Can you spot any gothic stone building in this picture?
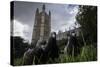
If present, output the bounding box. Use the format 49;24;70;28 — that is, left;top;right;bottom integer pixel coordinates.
31;5;51;46
56;27;81;40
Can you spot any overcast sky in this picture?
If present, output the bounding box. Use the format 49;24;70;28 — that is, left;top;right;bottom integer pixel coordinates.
12;1;79;43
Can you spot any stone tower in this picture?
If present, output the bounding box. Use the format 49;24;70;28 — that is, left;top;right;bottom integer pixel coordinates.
31;4;51;47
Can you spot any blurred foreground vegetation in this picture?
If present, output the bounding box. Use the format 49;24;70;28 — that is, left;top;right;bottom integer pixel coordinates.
14;44;97;66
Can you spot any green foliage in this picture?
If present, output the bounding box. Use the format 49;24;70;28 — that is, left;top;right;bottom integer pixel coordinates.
11;36;30;58
14;57;23;66
80;45;97;61
76;5;97;43
13;44;97;66
11;36;30;65
57;45;97;63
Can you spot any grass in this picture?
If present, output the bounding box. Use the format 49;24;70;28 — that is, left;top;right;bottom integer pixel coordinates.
80;45;97;61
14;44;97;66
14;57;23;66
59;45;97;63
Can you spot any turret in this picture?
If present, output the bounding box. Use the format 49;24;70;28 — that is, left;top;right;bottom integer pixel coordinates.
49;10;51;34
35;8;39;24
49;11;51;17
42;4;45;12
36;8;39;16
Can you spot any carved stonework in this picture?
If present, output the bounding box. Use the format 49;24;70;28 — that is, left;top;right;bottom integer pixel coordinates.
31;5;51;47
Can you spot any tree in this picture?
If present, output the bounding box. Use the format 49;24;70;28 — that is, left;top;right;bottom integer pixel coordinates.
11;36;30;58
76;5;97;44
